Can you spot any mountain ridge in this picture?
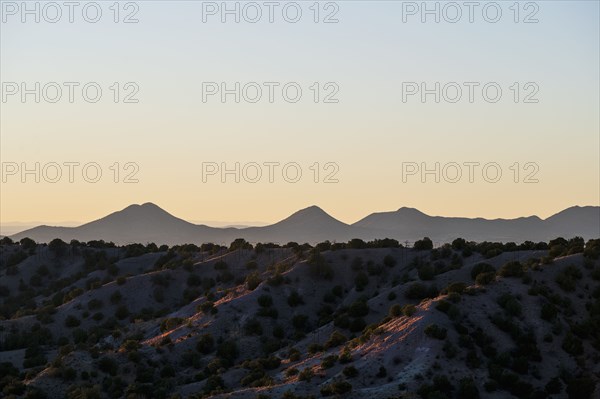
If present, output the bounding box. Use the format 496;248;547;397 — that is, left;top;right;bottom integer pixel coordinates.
8;203;600;245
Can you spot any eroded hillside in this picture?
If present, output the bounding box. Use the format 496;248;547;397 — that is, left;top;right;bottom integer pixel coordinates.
0;237;599;399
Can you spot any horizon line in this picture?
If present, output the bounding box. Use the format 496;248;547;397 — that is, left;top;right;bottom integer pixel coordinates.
2;202;599;234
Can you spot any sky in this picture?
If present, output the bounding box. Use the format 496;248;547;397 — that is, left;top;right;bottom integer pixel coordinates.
1;0;599;227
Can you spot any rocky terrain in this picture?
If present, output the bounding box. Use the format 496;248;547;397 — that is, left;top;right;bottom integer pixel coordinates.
0;236;599;398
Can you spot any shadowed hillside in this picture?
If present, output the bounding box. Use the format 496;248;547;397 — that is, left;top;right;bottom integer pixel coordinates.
1;236;599;398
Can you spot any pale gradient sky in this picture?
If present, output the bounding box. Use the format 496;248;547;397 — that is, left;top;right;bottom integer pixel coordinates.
1;1;599;226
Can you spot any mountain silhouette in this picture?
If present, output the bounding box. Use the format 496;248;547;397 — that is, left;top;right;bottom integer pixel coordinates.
9;203;599;245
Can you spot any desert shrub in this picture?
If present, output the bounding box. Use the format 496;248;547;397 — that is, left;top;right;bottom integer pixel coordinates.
214;261;228;270
198;301;215;314
153;287;165;303
324;331;347;349
116;276;127;285
545;377;562;394
476;272;496;285
466;350;481;369
257;307;278;319
72;328;88;344
584;239;600;259
355;272;369;291
334;315;350;329
402;304;417;317
349;318;366;332
29;274;42;287
435;300;451;313
566;376;596;399
98;356;119;376
321;380;352;396
457;377;480;399
307;343;323;354
424;324;447;340
343;366;358;377
308;250;334;279
257;294;273;308
64;288;84;302
321;355;337;369
110;290;122;304
497;293;522;317
23;345;47;368
246;271;262;291
445;282;467;294
338;347;352;363
106;263;119;276
443;340;457;359
323;292;335;303
196;333;214;354
216;340;239;365
414;237;433;251
471;263;495;279
160;317;184;332
244;318;264;336
287;291;304;307
115;305;130;320
267;273;284;286
350;257;364;271
160;364;176;378
498;261;524;278
383;255;397;268
365;262;383;277
541;303;558;322
406;282;438;300
183;288;201;303
151;273;170;287
187;274;201;287
246;260;258;270
66;385;101;399
203;375;225;394
273;325;285;339
348;300;369;317
389;304;402;317
562;333;584;356
405;282;427;299
87;299;103;311
556;265;582;292
418;264;435;280
298;368;314;382
65;315;80;328
292;314;309;330
332;285;344;297
217;270;234;283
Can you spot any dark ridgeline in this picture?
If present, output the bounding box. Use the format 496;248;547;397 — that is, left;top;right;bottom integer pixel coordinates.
9;203;600;245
